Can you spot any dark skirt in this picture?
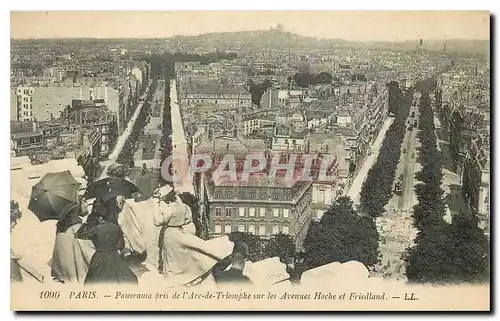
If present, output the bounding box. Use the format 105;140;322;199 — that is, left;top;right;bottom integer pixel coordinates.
84;250;138;285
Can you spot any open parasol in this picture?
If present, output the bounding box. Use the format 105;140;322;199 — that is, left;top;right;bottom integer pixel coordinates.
83;177;143;200
28;170;81;222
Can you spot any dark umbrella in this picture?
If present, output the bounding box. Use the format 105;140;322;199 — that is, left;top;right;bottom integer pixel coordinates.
83;177;142;200
28;170;81;222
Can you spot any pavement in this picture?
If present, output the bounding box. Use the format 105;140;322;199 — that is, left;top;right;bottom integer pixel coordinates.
100;81;152;179
169;80;195;195
347;117;394;207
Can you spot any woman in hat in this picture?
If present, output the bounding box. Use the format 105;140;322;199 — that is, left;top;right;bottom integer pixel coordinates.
84;195;138;285
51;196;94;284
153;184;221;286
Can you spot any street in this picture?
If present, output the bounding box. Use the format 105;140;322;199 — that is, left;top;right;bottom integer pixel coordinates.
373;91;421;281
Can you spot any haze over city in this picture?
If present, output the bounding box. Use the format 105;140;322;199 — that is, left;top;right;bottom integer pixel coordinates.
11;11;490;41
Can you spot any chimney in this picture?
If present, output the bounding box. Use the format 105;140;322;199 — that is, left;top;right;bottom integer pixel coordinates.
32;121;37;132
89;88;94;100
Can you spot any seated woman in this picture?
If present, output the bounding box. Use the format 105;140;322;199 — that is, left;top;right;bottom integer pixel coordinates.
84;196;138;285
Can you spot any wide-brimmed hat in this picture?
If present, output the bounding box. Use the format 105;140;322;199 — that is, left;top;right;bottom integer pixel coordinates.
154;184;175;199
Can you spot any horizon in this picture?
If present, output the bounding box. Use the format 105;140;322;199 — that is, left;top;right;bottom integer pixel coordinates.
11;11;490;42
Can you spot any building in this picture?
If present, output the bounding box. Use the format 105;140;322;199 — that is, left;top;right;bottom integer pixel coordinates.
306;133;350;219
449;106;485;175
11;131;43;157
240;112;276;136
13;86;35;122
16;84;118;121
61;99;118;158
204;159;313;250
462;132;490;232
180;84;253;113
272;124;307;152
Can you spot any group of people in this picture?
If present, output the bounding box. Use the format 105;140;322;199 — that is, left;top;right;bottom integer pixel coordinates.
11;163;254;287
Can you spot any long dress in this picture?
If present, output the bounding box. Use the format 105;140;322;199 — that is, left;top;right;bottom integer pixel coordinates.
51;204;94;284
155;197;230;286
84;222;138;285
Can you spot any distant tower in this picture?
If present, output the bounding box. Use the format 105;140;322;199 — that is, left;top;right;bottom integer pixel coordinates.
443;43;447;52
420;39;423;46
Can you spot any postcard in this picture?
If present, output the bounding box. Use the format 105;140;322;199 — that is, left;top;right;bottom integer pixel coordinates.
10;10;490;311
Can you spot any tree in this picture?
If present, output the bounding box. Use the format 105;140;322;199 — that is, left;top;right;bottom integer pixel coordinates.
263;233;295;263
228;232;264;262
316;72;333;84
405;87;490;284
303;196;379;270
246;79;273;107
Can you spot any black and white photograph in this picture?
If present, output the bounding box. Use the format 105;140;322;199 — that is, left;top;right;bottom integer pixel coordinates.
9;10;490;311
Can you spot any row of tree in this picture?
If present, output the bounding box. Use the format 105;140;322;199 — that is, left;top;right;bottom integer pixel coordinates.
302;197;380;272
246;78;273;107
290;72;333;88
116;75;158;165
359;82;413;217
404;87;489;284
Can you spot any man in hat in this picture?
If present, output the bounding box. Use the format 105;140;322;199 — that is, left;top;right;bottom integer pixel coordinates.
211;241;252;286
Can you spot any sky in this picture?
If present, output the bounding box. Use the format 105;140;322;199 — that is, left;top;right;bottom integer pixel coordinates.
10;11;490;42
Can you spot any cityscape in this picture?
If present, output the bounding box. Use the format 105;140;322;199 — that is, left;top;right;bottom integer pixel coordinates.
10;11;490;299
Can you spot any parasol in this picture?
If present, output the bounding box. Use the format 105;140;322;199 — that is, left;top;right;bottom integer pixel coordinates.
83;177;142;200
28;170;81;222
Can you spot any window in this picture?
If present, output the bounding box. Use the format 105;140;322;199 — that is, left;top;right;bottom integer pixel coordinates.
215;208;222;217
238;224;245;232
273;193;279;200
249;208;255;217
225;208;232;217
259;208;266;217
248;224;255;235
283;209;289;218
239;208;245;217
259;225;266;236
272;225;279;235
282;226;289;234
318;189;326;204
273;208;279;218
214;223;222;234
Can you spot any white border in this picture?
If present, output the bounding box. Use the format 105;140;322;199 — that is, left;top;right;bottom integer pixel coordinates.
3;1;497;320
